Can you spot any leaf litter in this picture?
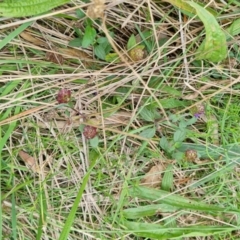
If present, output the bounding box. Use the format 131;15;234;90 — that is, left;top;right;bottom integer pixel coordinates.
18;150;41;174
140;164;164;188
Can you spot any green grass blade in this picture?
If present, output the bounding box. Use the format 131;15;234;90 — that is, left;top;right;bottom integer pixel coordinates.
226;18;240;39
130;186;239;213
0;80;21;98
0;21;33;50
177;143;240;187
2;180;33;201
0;79;30;239
11;186;17;240
36;185;47;240
122;204;179;219
178;142;240;159
0;129;2;240
123;220;235;239
59;150;99;240
161;164;173;191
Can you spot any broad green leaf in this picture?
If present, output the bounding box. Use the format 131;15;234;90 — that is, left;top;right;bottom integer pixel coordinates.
127;34;137;50
123;220;233;239
89;136;99;148
129;186;239;213
159;137;170;152
174;129;186;142
185;117;197;125
0;0;69;17
68;38;82;47
97;37;108;44
140;107;160;122
162;0;218;17
94;45;106;60
188;2;227;62
179;120;188;129
139;127;156;139
226;18;240;39
76;8;85;19
82;25;96;48
161;164;173;191
172;150;184;161
163;0;195;15
122;203;179;219
160;85;182;97
105;53;121;63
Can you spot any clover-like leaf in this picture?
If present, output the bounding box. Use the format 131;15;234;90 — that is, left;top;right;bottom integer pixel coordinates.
82;25;97;48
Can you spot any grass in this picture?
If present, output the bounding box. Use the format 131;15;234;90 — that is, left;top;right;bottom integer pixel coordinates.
1;0;240;239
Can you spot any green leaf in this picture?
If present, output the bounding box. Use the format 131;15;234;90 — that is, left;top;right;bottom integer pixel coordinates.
122;204;179;219
159;137;170;152
0;0;69;17
161;164;173;191
123;220;233;239
76;8;85;19
94;44;106;60
163;0;195;15
226;18;240;39
172;150;184;161
160;85;182;97
73;27;82;37
0;21;33;51
96;37;108;44
68;38;82;47
174;129;186;142
96;38;111;51
105;53;121;63
127;34;137;50
179;119;187;129
139;127;156;139
129;186;239;213
82;25;96;48
179;120;188;129
89;136;99;148
135;26;153;52
140;107;160;122
163;0;217;17
185;117;197;125
188;2;227;62
36;184;47;240
59;150;99;240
